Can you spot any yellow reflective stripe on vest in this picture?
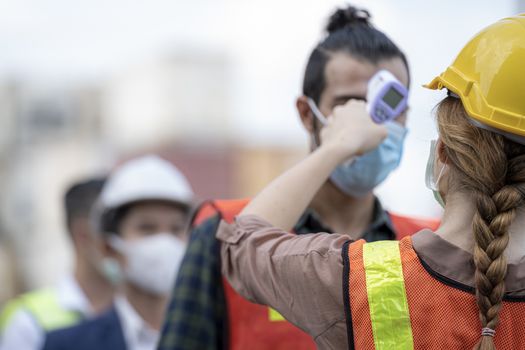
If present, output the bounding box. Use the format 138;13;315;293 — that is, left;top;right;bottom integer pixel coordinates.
23;289;82;331
363;241;414;350
0;299;23;332
268;307;285;321
0;288;81;332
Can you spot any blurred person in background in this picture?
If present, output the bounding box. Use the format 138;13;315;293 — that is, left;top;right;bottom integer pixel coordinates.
0;177;114;350
42;155;194;350
158;5;439;350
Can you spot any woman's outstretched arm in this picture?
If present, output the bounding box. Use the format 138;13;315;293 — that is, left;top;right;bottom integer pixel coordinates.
239;100;387;230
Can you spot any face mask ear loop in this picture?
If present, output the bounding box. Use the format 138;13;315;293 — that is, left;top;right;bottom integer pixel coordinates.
432;139;448;190
306;98;328;126
306;98;328;148
435;162;447;189
435;137;449;201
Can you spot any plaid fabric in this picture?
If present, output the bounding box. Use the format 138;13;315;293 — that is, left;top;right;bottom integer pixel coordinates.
158;214;227;350
157;198;395;350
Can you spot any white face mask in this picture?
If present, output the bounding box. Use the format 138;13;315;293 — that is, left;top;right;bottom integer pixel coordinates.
109;233;187;295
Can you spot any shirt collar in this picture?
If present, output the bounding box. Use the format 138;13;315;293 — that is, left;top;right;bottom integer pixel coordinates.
114;295;160;349
56;275;92;316
412;230;525;296
293;197;396;241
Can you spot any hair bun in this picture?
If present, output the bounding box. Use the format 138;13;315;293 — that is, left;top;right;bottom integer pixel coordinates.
326;6;372;34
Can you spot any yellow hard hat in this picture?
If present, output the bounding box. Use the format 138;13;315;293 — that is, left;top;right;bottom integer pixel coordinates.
425;14;525;137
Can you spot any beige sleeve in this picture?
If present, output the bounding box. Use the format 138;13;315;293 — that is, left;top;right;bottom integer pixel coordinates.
217;214;349;339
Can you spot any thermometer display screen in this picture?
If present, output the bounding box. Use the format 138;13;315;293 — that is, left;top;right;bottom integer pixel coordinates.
382;87;404;109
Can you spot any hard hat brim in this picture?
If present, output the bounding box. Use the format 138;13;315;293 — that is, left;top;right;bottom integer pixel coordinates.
422;76;443;90
424;70;525;140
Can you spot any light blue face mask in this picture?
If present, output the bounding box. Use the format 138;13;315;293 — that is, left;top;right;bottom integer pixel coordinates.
307;98;408;197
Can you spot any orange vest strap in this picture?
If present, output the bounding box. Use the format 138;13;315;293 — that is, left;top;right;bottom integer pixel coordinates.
346;237;415;349
193;199;251;226
345;239;370;350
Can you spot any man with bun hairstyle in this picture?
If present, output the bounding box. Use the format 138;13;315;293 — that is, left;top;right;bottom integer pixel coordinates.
159;5;438;350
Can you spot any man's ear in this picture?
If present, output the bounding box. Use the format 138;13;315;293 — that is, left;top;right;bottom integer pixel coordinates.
70;217;91;250
101;237;116;257
296;96;315;133
102;235;128;266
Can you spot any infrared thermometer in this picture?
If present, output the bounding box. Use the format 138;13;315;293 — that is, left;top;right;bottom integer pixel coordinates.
366;70;408;124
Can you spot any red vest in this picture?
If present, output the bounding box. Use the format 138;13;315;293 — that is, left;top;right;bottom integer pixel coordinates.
194;199;440;350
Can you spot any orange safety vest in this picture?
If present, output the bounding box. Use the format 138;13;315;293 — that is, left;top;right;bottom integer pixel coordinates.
345;237;525;350
194;199;440;350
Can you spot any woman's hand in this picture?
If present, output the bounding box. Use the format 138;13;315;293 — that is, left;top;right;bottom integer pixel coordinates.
319;100;388;163
239;100;388;230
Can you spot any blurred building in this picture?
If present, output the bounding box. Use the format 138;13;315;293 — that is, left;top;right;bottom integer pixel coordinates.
101;48;304;200
0;79;111;299
102;49;234;152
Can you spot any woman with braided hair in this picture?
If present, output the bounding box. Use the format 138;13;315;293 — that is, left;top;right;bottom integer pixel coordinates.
216;14;525;350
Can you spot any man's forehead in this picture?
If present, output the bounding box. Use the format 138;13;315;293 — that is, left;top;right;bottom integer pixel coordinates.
377;59;409;87
322;53;409;101
324;54;376;89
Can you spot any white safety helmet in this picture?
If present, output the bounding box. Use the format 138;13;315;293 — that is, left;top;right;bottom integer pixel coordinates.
94;155;194;234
